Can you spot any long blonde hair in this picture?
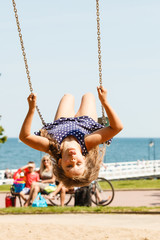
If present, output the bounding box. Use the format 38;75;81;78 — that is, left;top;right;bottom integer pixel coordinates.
52;146;105;188
40;129;105;188
40;154;53;176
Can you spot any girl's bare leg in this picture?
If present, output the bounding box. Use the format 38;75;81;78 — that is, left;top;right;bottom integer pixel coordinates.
24;187;34;206
31;185;40;203
24;183;38;207
54;94;75;121
60;186;67;207
75;93;98;121
19;191;27;202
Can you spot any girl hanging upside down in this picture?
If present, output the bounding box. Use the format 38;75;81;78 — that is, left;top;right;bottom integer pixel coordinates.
19;86;123;188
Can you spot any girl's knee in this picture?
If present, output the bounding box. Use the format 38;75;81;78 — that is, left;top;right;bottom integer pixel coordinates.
62;93;74;101
82;92;95;101
33;184;40;192
31;182;37;189
31;182;37;187
19;191;23;197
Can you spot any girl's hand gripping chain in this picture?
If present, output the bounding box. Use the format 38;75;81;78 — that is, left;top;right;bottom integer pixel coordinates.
27;93;37;110
97;86;107;105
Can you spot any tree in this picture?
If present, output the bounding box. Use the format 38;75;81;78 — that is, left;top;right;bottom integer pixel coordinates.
0;115;7;143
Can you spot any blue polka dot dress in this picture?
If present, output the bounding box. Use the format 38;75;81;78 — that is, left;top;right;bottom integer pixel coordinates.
35;116;111;156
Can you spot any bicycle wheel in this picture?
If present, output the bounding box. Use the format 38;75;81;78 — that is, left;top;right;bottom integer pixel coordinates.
48;193;73;206
91;177;114;206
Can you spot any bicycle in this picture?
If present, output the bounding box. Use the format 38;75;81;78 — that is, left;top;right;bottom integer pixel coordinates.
90;177;114;206
48;177;114;206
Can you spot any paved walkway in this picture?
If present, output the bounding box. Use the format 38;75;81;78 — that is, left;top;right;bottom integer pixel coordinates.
110;189;160;207
1;189;160;208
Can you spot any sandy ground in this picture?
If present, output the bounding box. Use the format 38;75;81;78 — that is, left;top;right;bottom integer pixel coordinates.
1;191;160;240
0;214;160;240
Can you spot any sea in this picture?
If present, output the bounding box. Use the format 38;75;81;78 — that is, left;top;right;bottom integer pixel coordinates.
0;138;160;170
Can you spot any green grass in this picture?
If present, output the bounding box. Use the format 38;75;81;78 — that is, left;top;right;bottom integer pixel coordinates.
0;206;160;215
0;184;10;192
100;179;160;190
0;179;159;192
0;180;160;215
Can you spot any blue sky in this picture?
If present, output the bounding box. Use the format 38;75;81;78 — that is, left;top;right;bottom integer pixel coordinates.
0;0;160;138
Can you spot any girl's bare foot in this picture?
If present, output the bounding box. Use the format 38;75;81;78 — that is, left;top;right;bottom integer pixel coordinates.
24;200;29;207
45;193;55;200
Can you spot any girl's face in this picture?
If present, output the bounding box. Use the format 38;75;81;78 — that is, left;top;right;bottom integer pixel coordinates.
43;158;50;166
59;148;86;177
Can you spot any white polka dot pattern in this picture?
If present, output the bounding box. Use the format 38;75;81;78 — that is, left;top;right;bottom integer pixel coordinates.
35;116;104;156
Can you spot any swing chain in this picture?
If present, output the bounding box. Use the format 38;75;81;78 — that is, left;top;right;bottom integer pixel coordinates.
96;0;106;126
11;0;105;128
12;0;46;126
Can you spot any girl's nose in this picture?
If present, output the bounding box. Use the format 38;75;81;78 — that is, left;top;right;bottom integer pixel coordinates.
70;158;76;163
69;149;76;155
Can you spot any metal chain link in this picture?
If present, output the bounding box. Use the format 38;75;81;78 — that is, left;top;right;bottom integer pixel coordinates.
11;0;105;128
12;0;46;126
96;0;107;153
96;0;106;126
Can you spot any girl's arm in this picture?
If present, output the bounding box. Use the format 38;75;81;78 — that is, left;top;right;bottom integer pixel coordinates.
85;86;123;150
19;93;50;153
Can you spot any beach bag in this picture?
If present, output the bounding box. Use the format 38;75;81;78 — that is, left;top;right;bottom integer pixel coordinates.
74;186;91;207
5;194;16;207
32;193;48;207
44;184;57;194
13;179;25;193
